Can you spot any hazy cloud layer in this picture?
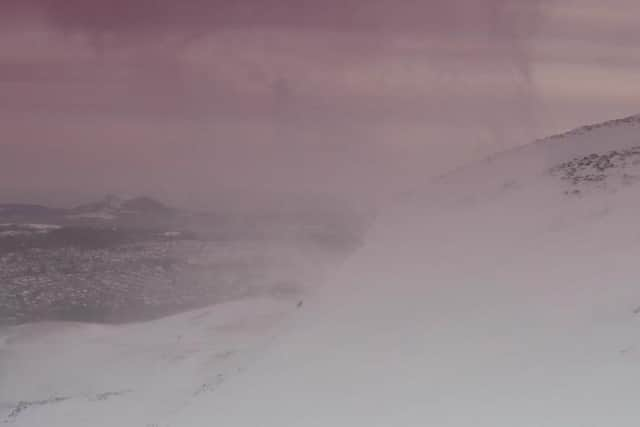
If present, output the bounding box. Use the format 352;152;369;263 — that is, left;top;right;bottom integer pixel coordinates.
1;1;546;93
3;1;544;36
1;1;639;208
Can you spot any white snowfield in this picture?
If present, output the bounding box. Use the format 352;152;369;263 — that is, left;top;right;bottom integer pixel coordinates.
0;298;300;426
4;114;640;426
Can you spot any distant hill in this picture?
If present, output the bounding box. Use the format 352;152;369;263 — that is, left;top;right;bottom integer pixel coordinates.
121;196;172;214
0;196;176;226
0;204;64;221
71;195;173;218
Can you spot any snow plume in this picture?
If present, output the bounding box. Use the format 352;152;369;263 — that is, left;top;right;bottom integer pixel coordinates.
488;0;548;137
487;0;546;82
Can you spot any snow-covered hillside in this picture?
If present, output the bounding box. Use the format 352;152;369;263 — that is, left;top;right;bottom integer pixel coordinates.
3;114;640;426
0;298;302;426
174;114;640;426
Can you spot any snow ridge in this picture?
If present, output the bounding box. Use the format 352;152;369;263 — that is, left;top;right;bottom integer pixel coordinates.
541;114;640;144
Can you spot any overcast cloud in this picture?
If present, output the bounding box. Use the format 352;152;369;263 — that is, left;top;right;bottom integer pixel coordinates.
0;0;638;209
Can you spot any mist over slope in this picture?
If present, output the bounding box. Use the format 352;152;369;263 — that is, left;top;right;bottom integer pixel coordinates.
3;114;640;426
175;114;640;426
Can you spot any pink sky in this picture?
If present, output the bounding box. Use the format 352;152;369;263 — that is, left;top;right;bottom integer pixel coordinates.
0;0;638;209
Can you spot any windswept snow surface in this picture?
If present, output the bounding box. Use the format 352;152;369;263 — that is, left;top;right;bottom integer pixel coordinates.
175;116;640;426
0;298;300;426
4;115;640;426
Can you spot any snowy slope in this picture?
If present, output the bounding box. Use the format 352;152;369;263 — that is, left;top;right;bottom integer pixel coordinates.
0;298;301;426
173;115;640;426
4;114;640;426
